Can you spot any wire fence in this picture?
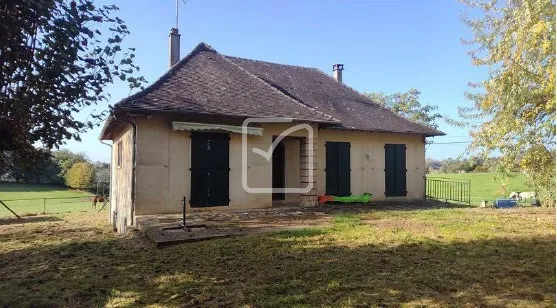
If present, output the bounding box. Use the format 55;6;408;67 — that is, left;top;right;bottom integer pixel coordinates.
0;195;109;218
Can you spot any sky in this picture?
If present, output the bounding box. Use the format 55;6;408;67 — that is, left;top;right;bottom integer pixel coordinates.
64;0;487;163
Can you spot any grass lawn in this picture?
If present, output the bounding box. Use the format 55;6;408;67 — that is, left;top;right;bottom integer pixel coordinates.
0;204;554;307
427;172;531;205
0;183;96;217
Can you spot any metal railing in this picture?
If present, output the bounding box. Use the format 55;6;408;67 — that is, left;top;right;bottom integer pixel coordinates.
426;178;471;205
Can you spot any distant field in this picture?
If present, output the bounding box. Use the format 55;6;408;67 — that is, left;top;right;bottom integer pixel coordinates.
427;172;531;205
0;183;102;217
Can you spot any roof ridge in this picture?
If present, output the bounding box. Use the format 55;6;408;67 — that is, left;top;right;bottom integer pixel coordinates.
310;67;443;134
114;42;215;108
221;54;341;123
224;55;319;71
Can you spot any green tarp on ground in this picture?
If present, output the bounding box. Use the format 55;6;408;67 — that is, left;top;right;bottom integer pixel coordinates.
333;193;373;203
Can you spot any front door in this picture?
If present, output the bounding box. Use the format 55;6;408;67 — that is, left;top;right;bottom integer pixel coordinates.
272;141;285;200
190;132;230;207
384;144;407;197
325;142;351;196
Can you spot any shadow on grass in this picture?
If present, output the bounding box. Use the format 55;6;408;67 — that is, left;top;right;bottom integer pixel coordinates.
0;215;63;226
275;227;327;238
0;230;554;307
315;199;473;215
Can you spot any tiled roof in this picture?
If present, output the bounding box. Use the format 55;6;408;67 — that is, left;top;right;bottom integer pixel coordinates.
113;43;337;124
226;56;444;136
109;42;444;137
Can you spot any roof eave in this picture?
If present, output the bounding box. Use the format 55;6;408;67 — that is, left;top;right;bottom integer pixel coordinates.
113;107;339;125
321;125;445;137
98;116;114;140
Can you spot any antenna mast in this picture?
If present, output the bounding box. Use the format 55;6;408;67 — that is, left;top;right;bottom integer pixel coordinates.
175;0;179;29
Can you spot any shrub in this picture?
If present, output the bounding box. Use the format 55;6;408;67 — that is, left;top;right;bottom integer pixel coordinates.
65;162;95;189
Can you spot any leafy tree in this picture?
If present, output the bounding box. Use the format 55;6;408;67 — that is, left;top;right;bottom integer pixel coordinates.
52;149;88;179
439;158;461;173
467;156;484;172
65;162;95;189
27;152;62;184
1;149;61;184
92;161;110;183
426;158;442;172
0;0;145;163
1;148;91;185
366;89;442;129
460;0;555;206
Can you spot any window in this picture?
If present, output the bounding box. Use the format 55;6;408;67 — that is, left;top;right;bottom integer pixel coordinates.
117;141;122;168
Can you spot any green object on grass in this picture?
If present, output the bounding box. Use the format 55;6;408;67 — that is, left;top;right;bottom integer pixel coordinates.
333;193;373;203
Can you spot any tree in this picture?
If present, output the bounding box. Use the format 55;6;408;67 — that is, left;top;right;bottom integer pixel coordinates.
52;149;88;179
366;89;442;129
1;148;92;185
1;149;61;184
426;158;442;172
26;151;62;184
0;0;145;163
92;161;110;183
65;162;95;189
467;156;485;172
460;0;555;206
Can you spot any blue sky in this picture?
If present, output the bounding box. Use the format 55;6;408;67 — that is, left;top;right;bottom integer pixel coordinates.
65;0;486;162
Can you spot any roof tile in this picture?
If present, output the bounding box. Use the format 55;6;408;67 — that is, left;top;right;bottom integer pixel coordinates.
111;42;444;136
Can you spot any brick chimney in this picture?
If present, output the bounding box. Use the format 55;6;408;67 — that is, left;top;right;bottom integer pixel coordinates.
169;28;180;67
332;64;344;82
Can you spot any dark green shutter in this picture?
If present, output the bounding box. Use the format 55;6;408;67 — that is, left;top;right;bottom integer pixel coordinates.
325;142;338;195
384;144;396;196
190;133;211;206
190;132;229;207
394;145;407;196
337;142;351;196
209;134;230;205
326;142;351;197
384;144;406;197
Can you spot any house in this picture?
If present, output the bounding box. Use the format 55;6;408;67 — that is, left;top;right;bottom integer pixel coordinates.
100;29;444;233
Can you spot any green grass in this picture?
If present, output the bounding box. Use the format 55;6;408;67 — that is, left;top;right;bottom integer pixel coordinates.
0;205;554;307
427;172;531;205
0;183;98;217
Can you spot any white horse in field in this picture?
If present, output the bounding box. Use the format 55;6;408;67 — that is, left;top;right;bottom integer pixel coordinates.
509;192;520;200
519;192;536;201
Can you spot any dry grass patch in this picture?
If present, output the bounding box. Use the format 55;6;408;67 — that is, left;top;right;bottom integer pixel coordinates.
0;206;554;307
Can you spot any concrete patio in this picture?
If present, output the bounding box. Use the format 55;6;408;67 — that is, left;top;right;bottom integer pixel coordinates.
135;206;331;245
134;199;460;245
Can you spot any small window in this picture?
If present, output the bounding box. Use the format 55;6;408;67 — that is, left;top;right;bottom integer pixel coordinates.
117;141;122;168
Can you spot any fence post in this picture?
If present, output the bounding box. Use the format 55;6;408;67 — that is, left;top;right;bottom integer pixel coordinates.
468;180;471;206
43;197;46;214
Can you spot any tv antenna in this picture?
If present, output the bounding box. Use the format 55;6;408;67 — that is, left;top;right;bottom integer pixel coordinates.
176;0;188;29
